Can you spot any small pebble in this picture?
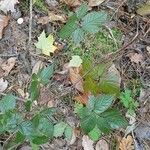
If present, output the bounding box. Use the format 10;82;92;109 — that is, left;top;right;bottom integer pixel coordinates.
17;18;24;24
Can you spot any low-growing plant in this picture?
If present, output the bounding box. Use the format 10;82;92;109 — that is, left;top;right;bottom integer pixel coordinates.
120;89;139;115
75;95;128;141
59;4;108;44
0;65;73;149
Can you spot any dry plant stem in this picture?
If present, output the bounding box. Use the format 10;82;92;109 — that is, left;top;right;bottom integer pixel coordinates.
29;0;33;44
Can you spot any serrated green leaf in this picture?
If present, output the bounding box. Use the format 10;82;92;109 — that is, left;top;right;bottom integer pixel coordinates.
94;95;114;114
84;76;100;95
76;107;90;119
0;94;16;113
29;79;40;101
39;64;54;85
64;125;73;140
35;31;57;56
80;113;96;134
53;122;67;138
59;14;78;39
32;136;49;145
4;111;23;132
69;55;83;67
38;118;54;138
87;96;95;111
19;121;35;138
76;3;89;19
99;80;120;95
101;109;128;129
72;28;84;44
88;126;101;141
96;116;111;134
15;131;25;143
40;107;56;117
81;11;107;33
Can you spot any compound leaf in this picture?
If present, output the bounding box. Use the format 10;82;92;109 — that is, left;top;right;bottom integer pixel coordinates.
81;11;107;33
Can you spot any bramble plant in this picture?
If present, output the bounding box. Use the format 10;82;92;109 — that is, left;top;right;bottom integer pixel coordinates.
120;89;139;115
0;65;73;149
59;4;108;44
75;95;128;141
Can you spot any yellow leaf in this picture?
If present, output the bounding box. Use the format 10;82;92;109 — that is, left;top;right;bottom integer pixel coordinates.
35;31;57;56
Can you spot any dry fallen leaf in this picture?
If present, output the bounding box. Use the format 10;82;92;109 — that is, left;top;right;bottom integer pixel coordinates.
82;135;94;150
0;0;19;13
95;139;109;150
1;57;16;76
88;0;105;7
108;63;121;86
74;92;90;104
0;78;8;93
37;12;66;25
128;53;143;64
62;0;82;7
69;67;84;93
119;135;134;150
32;60;44;74
0;14;9;39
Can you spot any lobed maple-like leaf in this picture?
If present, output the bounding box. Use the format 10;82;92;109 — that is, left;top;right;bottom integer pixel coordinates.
35;31;57;56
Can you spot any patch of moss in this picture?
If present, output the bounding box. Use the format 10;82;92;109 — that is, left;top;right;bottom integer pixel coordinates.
66;28;123;62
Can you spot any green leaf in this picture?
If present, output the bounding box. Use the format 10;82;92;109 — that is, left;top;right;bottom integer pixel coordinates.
39;64;54;85
53;122;67;138
40;107;56;117
25;100;32;111
59;14;78;39
30;142;40;150
80;113;96;134
29;78;40;101
35;31;57;56
19;121;35;138
99;80;120;95
88;126;101;141
15;131;25;143
94;95;114;114
96;116;111;134
4;111;23;132
102;109;128;129
69;55;83;67
72;28;84;44
76;107;91;119
38;118;54;138
0;94;16;113
87;96;96;111
84;76;100;95
64;125;73;140
81;11;107;33
76;3;89;19
32;136;49;145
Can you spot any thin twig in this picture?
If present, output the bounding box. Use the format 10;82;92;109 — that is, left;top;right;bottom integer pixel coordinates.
28;0;33;44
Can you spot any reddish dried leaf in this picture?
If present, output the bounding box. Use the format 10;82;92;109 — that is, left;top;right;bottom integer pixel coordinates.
128;53;143;64
69;67;84;93
74;92;90;104
0;14;9;39
63;0;82;7
37;12;66;25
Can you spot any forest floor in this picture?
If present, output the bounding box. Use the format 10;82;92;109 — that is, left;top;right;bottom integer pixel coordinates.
0;0;150;150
